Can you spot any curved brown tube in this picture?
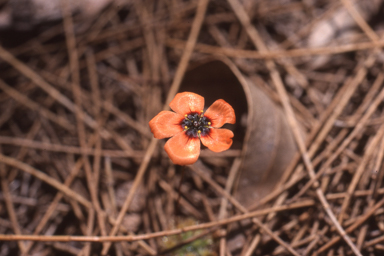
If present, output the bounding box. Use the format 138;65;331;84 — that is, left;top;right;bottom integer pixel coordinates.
180;57;299;208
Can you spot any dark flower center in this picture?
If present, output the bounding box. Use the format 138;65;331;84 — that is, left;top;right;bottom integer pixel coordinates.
181;111;211;138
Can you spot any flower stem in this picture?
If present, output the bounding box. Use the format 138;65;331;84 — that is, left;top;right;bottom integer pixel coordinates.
175;165;185;217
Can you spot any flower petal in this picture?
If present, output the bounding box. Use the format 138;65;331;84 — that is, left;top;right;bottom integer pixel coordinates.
164;132;200;165
204;99;235;128
169;92;205;115
149;111;184;139
200;128;234;152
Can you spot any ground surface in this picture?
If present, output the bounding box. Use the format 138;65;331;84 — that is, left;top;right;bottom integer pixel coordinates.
1;0;384;255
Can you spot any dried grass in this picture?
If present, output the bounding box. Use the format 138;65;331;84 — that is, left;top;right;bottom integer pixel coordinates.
1;0;384;255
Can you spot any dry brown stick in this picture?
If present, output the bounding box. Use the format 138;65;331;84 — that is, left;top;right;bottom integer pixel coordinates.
373;133;384;198
0;46;79;121
284;0;380;205
190;163;301;256
190;174;216;222
104;160;156;255
54;242;81;255
103;159;137;255
0;80;74;132
158;178;203;220
364;232;384;248
292;85;384;201
0;41;130;144
0;153;91;208
0;195;36;206
0;136;143;158
102;100;151;138
356;194;374;251
275;52;362;254
293;52;376;162
227;14;375;214
6;119;42;181
326;187;384;200
303;226;329;255
336;71;384;121
166;37;384;59
259;27;311;91
93;37;145;62
47;64;150;138
83;209;95;256
338;122;384;222
337;0;383;222
100;0;210;254
8;23;64;56
77;5;118;46
85;182;97;255
256;85;316;130
0;198;315;243
244;234;261;256
77;1;197;46
22;158;85;254
134;1;160;82
219;231;228;256
357;73;384;116
273;225;310;255
226;0;361;255
339;0;380;42
249;170;306;212
296;67;377;160
0;161;27;253
86;50;102;201
278;2;341;49
18;97;95;252
317;196;384;253
208;24;253;75
61;0;108;241
310;130;350;170
0;100;15;127
103;157;117;219
269;67;368;197
217;158;242;256
0;136;238;158
98;66;143;94
32;48;149;139
163;0;209;106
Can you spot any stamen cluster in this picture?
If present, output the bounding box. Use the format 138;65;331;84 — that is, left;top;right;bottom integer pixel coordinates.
149;92;235;165
181;111;211;138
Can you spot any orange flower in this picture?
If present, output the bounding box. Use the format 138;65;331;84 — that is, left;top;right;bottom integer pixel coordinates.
149;92;236;165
